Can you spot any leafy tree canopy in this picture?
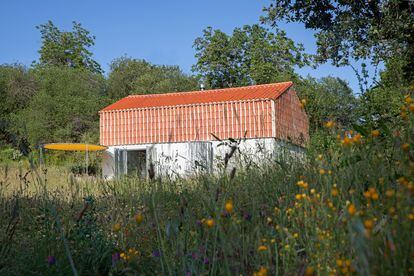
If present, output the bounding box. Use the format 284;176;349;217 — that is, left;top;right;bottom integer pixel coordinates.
0;64;37;147
262;0;414;82
12;66;106;146
36;21;103;74
192;24;310;88
297;76;358;133
107;57;199;100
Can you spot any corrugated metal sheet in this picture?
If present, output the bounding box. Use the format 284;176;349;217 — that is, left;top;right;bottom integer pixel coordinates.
100;99;274;146
101;82;293;111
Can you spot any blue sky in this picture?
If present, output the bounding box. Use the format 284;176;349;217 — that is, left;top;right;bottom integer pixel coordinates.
0;0;379;93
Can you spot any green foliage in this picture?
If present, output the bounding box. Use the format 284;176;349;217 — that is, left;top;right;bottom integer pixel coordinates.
262;0;414;83
193;24;310;88
11;66;106;146
0;64;37;147
297;76;358;133
107;57;199;100
36;21;103;74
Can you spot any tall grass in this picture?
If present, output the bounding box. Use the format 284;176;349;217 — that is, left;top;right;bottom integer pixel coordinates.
1;97;414;275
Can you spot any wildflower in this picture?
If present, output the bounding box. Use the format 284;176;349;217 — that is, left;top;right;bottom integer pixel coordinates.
341;136;352;146
336;259;343;267
113;223;121;232
331;188;338;197
258;245;268;252
152;249;161;258
305;266;315;276
47;255;56;266
348;204;357;216
225;200;234;213
295;194;302;200
270;238;276;244
364;219;374;230
353;133;362;143
371;130;380;137
317;154;323;160
385;190;395;197
297;180;308;189
402;143;410;152
325;121;335;128
310;188;316;194
319;169;326;175
205;218;215;228
134;213;143;224
409;104;414;113
254;266;268;276
404;95;413;104
408;213;414;221
293;233;299;238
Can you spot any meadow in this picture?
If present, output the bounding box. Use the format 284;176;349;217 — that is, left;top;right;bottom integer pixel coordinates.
1;97;413;276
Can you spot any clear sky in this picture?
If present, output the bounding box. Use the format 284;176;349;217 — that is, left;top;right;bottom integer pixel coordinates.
0;0;379;93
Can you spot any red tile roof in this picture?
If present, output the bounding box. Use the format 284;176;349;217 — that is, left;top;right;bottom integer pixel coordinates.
101;82;293;111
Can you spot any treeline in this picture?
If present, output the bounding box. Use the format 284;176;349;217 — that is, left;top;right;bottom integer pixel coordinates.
1;0;413;153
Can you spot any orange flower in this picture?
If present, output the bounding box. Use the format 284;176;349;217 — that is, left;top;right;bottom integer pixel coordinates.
225;200;234;213
206;219;215;228
258;245;268;252
364;219;374;230
371;130;380;137
348;204;357;216
134;213;143;224
402;143;410;152
254;266;268;276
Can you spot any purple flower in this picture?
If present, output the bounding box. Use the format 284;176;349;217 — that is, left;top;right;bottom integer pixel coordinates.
243;211;252;221
47;255;56;266
112;252;120;262
152;249;161;258
191;252;198;260
203;257;209;265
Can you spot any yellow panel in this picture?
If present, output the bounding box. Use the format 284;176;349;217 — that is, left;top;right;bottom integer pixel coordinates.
43;143;107;151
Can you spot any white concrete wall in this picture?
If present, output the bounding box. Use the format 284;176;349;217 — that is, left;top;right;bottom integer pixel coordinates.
102;138;304;179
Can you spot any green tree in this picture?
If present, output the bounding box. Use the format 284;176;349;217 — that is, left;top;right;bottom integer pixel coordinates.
262;0;414;83
12;66;106;145
192;24;310;88
107;57;198;100
36;21;102;74
0;64;37;147
297;76;358;133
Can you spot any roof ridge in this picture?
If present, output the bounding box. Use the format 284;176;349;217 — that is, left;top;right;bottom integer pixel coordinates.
126;81;293;98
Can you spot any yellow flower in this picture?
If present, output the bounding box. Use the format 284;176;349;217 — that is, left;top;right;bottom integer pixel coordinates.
305;266;315;276
341;136;352;146
310;188;316;194
402;143;410;152
336;259;343;267
408;213;414;221
134;213;143;224
319;169;326;175
348;204;357;216
325;121;335;128
404;95;412;104
352;133;362;143
206;218;215;228
254;266;268;276
371;130;380;137
409;104;414;113
113;223;121;232
295;194;302;200
293;233;299;238
225;200;234;213
258;245;268;252
364;219;374;230
331;188;338;197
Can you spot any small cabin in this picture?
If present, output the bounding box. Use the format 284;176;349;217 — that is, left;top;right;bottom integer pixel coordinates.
99;82;309;179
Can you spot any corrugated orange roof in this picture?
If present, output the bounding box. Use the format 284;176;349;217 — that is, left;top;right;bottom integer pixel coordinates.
101;81;293;111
